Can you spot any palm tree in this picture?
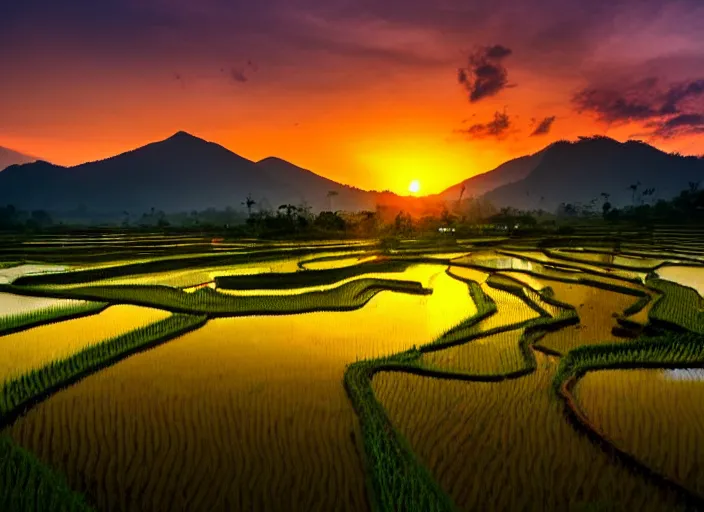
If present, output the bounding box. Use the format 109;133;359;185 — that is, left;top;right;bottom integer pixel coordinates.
242;193;256;217
327;190;339;212
629;182;641;206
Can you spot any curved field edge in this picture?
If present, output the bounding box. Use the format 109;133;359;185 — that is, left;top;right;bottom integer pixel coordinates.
553;333;704;509
0;301;109;337
0;278;431;316
343;275;579;511
9;245;379;286
0;313;208;511
215;259;413;289
0;313;207;426
646;278;704;334
0;435;93;512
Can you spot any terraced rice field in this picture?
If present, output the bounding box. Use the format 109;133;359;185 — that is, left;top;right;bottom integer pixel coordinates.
0;305;171;383
576;368;704;499
656;265;704;297
2;231;704;512
373;353;683;512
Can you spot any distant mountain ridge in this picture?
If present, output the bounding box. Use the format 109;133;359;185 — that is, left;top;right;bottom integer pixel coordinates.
0;147;40;172
481;136;704;210
0;131;377;214
435;148;549;201
2;132;702;218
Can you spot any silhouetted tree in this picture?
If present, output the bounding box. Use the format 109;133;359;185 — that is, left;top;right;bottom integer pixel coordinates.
629;182;641;205
242;193;256;217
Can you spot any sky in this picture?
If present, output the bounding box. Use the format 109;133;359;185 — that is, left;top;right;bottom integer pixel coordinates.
2;0;704;194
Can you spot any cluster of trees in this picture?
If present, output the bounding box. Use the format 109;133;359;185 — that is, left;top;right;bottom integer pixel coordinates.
0;205;53;230
554;181;703;225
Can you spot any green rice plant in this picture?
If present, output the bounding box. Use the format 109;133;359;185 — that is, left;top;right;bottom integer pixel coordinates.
0;313;207;422
0;435;93;512
10;244;378;286
0;301;109;337
343;274;580;511
215;259;413;289
554;332;704;395
3;278;430;316
647;278;704;333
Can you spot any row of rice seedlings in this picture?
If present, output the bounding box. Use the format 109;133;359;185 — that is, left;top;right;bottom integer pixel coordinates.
576;368;704;498
341;278;497;511
0;435;93;512
0;305;172;386
656;265;704;297
215;259;413;290
531;281;639;354
647;278;704;334
545;248;667;270
502;249;649;283
82;263;277;289
5;271;475;512
10;244;379;287
4;278;431;316
0;313;207;422
372;350;684;512
0;264;68;285
298;253;379;270
419;328;527;375
0;298;108;337
341;273;580;510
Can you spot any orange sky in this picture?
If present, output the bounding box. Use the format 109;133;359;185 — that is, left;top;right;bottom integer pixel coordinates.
2;0;704;195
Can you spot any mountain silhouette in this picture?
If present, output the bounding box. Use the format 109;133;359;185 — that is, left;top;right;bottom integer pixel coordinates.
0;131;377;214
436;148;548;201
0;147;40;172
482;136;704;211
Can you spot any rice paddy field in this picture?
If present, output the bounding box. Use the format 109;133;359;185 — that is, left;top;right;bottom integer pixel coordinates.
2;227;704;511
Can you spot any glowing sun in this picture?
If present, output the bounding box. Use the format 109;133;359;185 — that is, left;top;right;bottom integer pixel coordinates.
408;179;421;194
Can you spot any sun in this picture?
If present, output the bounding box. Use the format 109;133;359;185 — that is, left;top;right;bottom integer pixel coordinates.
408;179;421;194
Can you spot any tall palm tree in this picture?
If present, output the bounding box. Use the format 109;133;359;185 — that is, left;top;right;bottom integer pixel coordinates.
242;193;256;217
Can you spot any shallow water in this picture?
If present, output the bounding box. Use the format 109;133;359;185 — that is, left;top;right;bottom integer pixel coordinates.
5;269;475;512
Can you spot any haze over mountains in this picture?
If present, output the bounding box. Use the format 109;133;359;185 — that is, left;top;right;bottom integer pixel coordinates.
0;147;39;172
0;132;702;217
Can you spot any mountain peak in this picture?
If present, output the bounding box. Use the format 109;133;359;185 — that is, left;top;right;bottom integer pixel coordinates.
165;130;204;143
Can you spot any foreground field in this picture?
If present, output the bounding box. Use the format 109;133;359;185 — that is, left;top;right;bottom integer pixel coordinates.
1;229;704;511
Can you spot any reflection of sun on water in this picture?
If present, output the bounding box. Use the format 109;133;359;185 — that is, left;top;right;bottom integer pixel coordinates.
409;179;421;194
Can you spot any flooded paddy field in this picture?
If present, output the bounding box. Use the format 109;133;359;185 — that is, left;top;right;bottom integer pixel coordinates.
2;232;704;511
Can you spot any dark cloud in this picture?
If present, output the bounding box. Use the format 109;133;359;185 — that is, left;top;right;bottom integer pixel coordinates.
649;113;704;139
455;110;512;139
458;45;513;103
530;116;556;136
573;77;704;123
575;76;704;140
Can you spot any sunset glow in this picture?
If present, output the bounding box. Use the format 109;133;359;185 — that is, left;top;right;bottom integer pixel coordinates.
1;1;703;195
408;180;421;194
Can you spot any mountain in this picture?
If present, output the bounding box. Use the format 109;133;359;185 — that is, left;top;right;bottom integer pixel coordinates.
482;136;704;211
436;149;547;202
0;131;377;214
0;147;39;172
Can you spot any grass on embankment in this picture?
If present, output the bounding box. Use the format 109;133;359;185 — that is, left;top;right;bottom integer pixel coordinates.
0;435;93;512
215;259;413;289
343;274;578;512
553;332;704;508
0;313;207;425
647;278;704;334
0;301;109;337
10;245;378;286
1;278;430;317
0;312;206;512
